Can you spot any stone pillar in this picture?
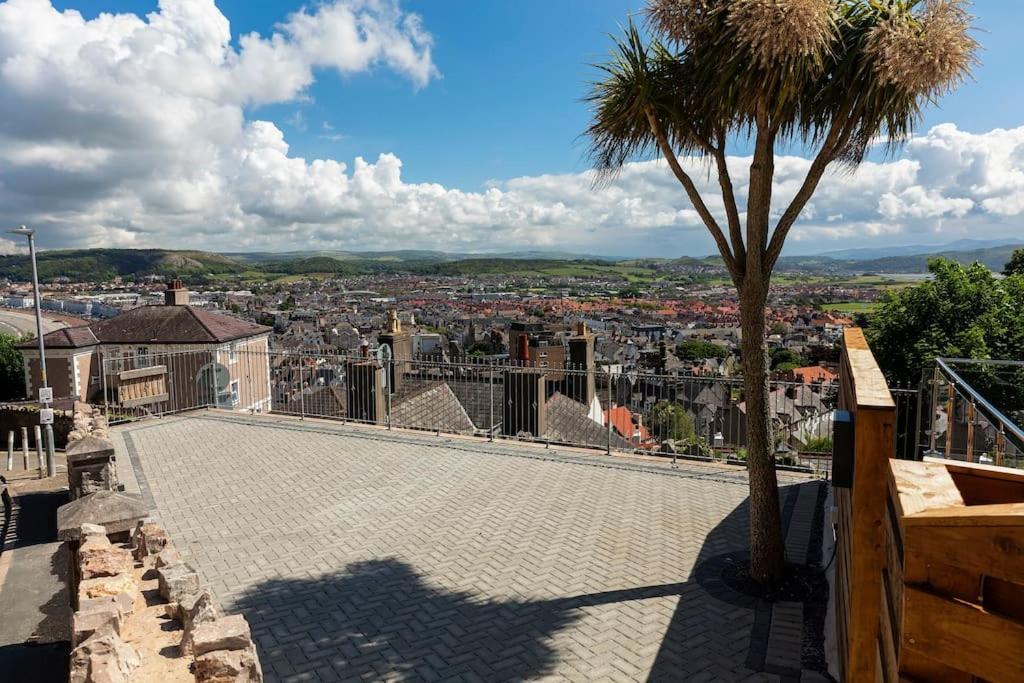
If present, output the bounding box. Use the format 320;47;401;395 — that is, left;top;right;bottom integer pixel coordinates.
66;435;118;500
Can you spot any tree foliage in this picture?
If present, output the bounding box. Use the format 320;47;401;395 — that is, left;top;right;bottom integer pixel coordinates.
0;333;26;401
676;339;728;360
868;259;1024;385
586;0;977;285
1004;247;1024;277
770;348;806;370
648;400;698;442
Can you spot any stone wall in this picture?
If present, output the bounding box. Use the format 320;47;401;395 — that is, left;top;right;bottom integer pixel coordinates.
60;406;263;682
65;402;116;500
0;401;75;448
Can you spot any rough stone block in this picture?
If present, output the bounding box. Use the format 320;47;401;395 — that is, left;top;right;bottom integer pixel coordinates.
73;603;121;647
157;562;199;603
79;574;138;606
57;491;147;540
192;615;252;656
79;534;111;553
80;593;135;619
194;644;263;683
66;434;115;462
154;543;182;569
80;544;134;580
132;521;169;560
80;523;108;539
69;630;141;683
178;591;219;655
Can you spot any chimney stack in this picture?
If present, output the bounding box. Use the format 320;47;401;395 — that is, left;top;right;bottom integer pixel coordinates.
567;322;595;405
378;309;412;394
164;278;189;306
346;359;385;424
503;368;546;438
517;334;530;365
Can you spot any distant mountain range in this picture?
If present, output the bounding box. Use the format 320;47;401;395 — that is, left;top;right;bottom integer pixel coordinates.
778;241;1022;274
816;237;1024;261
224;249;613;264
0;239;1019;282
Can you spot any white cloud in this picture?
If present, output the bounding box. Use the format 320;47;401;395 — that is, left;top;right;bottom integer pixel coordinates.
0;1;1022;257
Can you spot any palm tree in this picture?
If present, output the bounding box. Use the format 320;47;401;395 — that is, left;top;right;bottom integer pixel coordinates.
585;0;976;584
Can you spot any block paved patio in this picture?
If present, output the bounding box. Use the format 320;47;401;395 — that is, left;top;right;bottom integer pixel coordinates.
113;412;830;682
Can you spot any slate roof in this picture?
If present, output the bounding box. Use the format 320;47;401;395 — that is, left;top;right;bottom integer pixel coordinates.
18;326;99;349
447;377;502;431
290;385;347;418
392;381;476;434
89;305;271;344
20;305;271;348
546;393;630;450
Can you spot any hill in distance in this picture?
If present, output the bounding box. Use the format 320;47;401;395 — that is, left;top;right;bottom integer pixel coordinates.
0;241;1019;282
820;237;1024;261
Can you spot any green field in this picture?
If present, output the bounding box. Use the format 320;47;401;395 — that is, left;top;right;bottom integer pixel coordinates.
824;301;882;314
497;263;666;282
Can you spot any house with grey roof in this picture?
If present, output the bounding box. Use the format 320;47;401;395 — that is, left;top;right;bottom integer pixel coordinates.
18;280;272;411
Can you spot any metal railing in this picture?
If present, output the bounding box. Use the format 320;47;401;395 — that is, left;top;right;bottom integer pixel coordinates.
98;347;854;474
922;358;1024;468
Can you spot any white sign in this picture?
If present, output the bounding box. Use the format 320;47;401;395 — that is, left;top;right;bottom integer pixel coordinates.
38;387;53;403
39;408;54;425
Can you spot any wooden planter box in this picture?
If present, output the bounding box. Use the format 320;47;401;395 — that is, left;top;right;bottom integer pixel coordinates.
886;458;1024;682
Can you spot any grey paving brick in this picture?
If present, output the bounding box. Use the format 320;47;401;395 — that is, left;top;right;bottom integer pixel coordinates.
119;413;818;682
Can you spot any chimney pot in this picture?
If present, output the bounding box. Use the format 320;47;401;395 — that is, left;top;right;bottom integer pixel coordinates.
164;278;189;306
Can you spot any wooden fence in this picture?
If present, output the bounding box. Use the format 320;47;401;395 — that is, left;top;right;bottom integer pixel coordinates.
835;327;1024;682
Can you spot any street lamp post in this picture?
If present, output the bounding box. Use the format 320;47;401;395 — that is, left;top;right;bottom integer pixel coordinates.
8;225;55;477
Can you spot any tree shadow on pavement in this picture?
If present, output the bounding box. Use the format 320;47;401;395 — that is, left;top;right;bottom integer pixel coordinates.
233;557;695;681
230;480;826;682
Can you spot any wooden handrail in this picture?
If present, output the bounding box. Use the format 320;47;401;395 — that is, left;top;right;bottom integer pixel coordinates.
842;328;895;410
836;327;897;682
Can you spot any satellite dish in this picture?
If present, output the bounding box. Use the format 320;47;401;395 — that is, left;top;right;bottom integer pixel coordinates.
196;362;231;393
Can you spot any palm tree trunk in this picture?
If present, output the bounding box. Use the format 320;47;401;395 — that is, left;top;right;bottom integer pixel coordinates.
739;282;786;584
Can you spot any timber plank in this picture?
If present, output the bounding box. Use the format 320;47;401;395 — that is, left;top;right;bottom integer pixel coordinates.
905;524;1024;587
888;460;964;519
903;586;1024;683
905;502;1024;527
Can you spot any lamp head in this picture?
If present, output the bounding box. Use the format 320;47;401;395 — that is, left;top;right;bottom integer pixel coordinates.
8;225;33;237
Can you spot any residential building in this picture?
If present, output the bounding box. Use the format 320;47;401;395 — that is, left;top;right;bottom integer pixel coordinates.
18;280;272;411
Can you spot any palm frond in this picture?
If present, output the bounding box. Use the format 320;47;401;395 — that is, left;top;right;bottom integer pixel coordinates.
584;1;978;176
583;21;669;183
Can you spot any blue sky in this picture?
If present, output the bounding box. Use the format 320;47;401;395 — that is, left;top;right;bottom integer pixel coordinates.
53;0;1024;190
5;0;1023;256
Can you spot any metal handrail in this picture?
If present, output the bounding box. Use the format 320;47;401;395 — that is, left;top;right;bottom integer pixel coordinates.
935;357;1024;446
95;346;884;476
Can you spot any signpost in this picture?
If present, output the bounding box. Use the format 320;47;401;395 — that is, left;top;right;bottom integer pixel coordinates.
9;226;56;477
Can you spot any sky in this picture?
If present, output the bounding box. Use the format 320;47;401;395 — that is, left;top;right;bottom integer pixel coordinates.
1;0;1023;258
